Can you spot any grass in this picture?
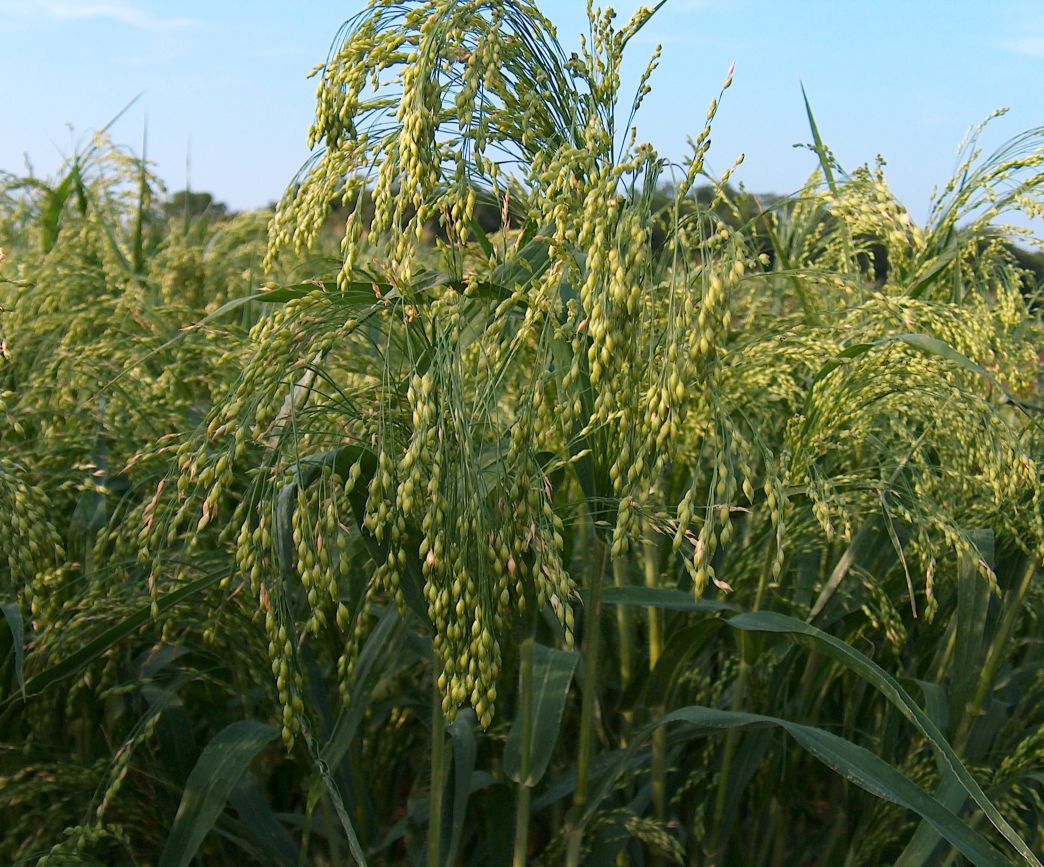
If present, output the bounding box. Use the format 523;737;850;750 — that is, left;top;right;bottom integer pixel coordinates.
1;1;1043;864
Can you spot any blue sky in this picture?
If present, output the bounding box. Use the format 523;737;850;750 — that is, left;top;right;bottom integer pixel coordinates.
2;0;1042;225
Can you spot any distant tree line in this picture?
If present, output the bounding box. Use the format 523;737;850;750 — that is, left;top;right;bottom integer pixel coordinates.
164;183;1043;298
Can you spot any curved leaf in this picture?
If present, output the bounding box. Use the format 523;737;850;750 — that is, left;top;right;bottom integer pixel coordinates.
504;642;578;786
17;570;225;700
590;707;1011;867
445;709;478;865
1;602;25;698
726;609;1039;866
600;585;736;613
159;719;279;867
228;775;300;867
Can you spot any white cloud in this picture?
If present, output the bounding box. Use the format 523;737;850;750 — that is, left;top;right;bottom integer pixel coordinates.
1003;35;1044;57
41;1;195;31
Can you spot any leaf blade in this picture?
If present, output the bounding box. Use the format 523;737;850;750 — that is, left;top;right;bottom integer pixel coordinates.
1;602;25;698
158;720;280;867
503;642;578;786
727;609;1039;866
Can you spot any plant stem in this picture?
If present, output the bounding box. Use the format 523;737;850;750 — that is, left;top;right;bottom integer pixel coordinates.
565;536;610;867
644;530;667;866
320;790;342;865
709;539;774;860
427;668;446;867
613;557;634;740
967;556;1037;735
613;558;633;691
513;637;535;867
894;556;1038;867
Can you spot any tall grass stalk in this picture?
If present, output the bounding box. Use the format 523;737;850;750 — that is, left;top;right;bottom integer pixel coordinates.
566;536;610;867
644;529;667;862
512;637;534;867
1;1;1042;863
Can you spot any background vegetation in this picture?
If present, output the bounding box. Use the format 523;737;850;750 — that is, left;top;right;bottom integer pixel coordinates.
1;1;1042;864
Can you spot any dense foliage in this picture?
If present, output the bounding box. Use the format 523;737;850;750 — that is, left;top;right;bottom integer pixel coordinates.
1;2;1042;864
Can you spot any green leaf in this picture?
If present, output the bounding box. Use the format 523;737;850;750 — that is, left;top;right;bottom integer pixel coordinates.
131;127;148;276
801;84;838;195
808;516;886;620
468;216;494;260
257;280;389;304
306;742;370;866
491;234;550;291
951;530;994;731
600;584;737;613
228;775;300;867
592;707;1012;867
16;570;225;700
893;333;997;384
273;478;300;589
897;534;1011;867
445;709;478;866
504;642;578;786
158;720;280;867
644;620;725;709
894;775;970;867
321;605;408;772
726;609;1039;866
908;241;959;299
40;168;76;253
1;602;25;698
907;679;950;733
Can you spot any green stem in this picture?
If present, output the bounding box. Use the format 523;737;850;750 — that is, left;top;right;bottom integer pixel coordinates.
427;669;447;867
614;557;634;740
614;558;633;692
320;790;342;865
709;638;750;859
298;788;314;867
565;536;610;867
966;556;1037;735
895;555;1037;867
643;531;666;830
709;539;774;860
513;637;535;867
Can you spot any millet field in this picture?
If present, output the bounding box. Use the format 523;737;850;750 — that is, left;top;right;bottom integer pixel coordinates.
1;1;1043;864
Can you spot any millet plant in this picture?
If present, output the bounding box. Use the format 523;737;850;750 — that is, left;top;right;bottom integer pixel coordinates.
2;1;1043;865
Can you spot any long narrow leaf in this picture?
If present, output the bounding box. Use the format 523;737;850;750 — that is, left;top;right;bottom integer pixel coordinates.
727;610;1039;865
1;602;25;698
951;530;994;730
600;584;736;613
228;776;301;867
588;707;1011;867
158;720;280;867
504;642;578;786
17;570;225;700
801;83;838;195
445;709;478;865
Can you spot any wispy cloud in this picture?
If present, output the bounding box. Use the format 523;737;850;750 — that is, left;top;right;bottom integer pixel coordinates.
1003;35;1044;57
41;1;195;31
